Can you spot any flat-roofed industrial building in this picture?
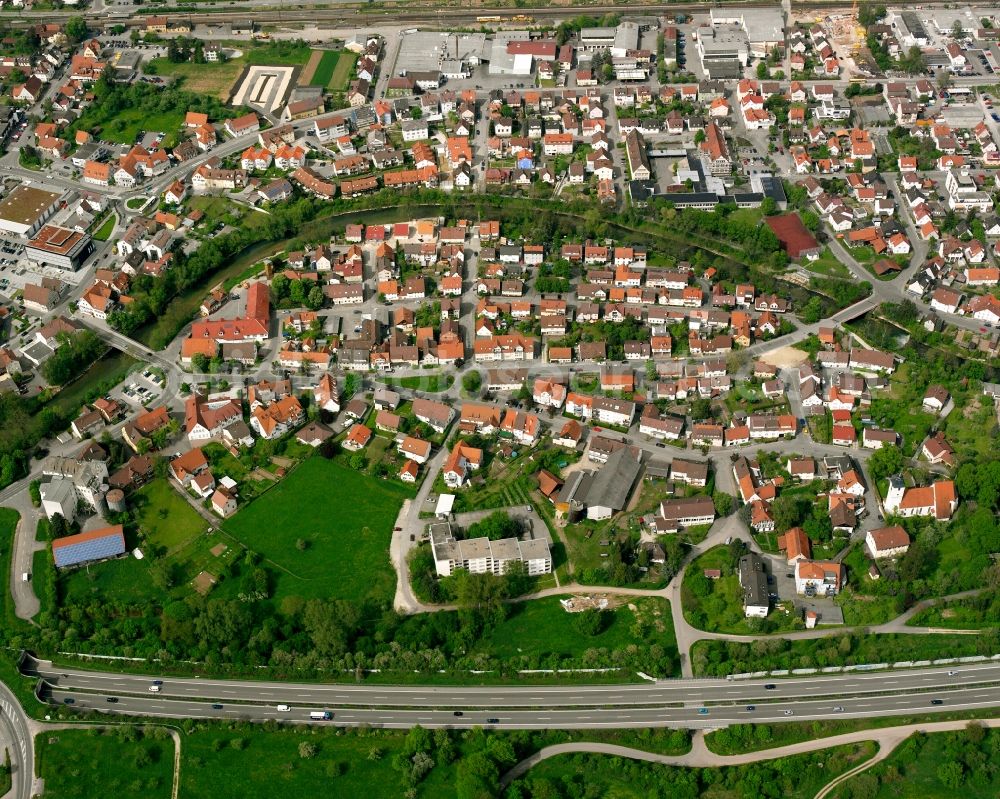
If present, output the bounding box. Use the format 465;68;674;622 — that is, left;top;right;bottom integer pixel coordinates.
0;185;62;237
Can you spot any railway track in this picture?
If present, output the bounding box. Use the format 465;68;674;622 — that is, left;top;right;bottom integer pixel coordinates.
0;0;966;29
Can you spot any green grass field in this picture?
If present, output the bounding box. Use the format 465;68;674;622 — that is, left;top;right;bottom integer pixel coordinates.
134;478;209;551
520;742;876;799
329;51;358;90
832;728;1000;799
145;57;245;101
35;728;174;799
180;725;408;799
308;50;341;87
0;509;22;629
806;247;852;279
473;596;677;665
243;41;313;66
385;374;454;393
223;458;406;603
92;215;115;242
98;108;185;148
60;555;165;606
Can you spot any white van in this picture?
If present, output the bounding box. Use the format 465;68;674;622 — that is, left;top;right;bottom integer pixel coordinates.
276;704;291;712
148;685;160;693
21;572;29;582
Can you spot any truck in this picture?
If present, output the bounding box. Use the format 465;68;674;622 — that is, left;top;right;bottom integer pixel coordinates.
309;711;333;720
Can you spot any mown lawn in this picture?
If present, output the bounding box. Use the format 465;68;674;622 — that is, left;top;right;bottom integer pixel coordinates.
92;214;115;241
133;478;209;551
806;247;851;279
384;374;454;393
223;458;406;603
35;728;174;799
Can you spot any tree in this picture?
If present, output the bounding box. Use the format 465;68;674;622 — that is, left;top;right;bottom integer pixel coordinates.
936;761;964;789
270;274;289;300
713;491;734;517
462;370;482;394
298;742;317;759
868;444;903;481
756;61;768;79
467;511;521;541
65;16;88;42
453;571;508;628
573;608;608;636
771;495;807;532
306;285;325;310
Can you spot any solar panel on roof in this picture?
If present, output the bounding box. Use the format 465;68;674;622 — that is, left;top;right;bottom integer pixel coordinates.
53;531;125;568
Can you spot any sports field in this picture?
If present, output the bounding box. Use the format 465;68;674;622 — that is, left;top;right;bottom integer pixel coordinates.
223;458;406;604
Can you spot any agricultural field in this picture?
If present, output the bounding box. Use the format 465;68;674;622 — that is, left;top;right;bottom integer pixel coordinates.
223;458;407;603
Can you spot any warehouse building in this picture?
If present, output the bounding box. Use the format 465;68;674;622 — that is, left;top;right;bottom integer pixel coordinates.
0;185;62;237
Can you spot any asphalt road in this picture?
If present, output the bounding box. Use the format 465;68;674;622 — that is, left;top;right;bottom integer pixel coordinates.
41;683;1000;730
27;656;1000;711
0;681;34;799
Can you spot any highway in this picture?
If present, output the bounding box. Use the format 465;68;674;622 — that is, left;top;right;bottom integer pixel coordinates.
24;656;1000;731
39;682;1000;730
26;658;1000;707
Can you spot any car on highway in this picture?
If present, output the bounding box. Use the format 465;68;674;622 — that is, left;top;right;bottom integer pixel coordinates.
63;698;75;704
783;710;793;716
764;684;776;690
148;685;160;693
212;704;223;710
833;706;844;712
745;705;755;711
106;697;119;704
152;679;163;685
487;718;500;724
276;704;291;712
931;699;944;705
947;670;958;676
698;708;709;715
453;711;464;717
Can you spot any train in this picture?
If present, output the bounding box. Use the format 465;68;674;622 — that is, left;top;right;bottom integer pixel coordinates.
475;14;536;24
